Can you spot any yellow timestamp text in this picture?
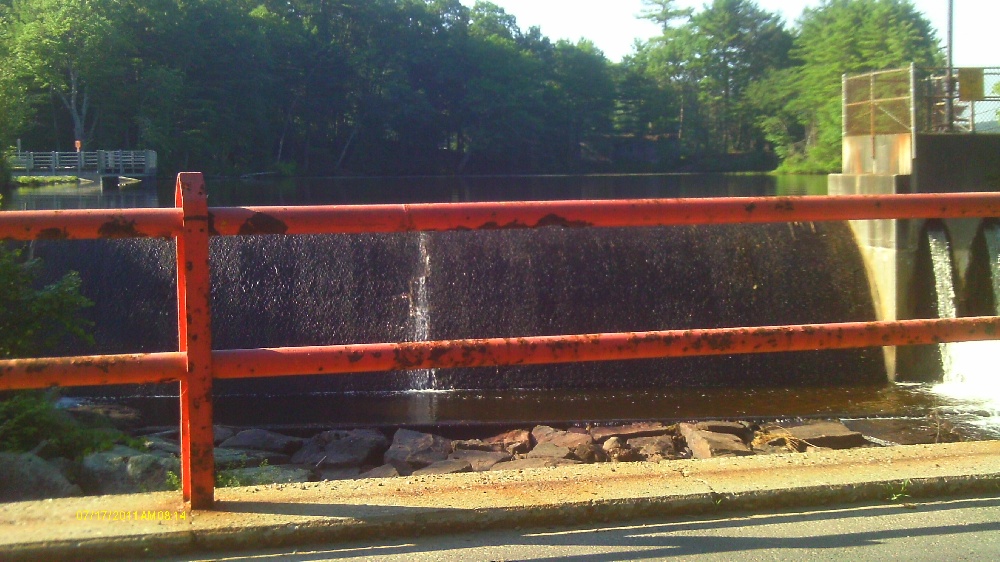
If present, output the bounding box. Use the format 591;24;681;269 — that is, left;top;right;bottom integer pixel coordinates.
76;510;189;522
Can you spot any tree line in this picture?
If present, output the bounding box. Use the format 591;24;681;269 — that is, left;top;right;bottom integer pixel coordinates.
0;0;942;177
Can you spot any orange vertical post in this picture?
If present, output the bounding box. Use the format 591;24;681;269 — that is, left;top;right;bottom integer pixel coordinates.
175;172;215;508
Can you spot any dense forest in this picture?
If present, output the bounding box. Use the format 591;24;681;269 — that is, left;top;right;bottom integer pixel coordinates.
0;0;942;177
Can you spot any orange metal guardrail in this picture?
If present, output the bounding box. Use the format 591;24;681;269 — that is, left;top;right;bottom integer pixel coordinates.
2;172;1000;509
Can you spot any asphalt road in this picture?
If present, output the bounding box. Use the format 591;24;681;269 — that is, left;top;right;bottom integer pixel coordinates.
161;495;1000;561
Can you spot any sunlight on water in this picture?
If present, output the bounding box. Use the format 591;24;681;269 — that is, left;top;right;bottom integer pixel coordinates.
935;340;1000;406
930;223;1000;435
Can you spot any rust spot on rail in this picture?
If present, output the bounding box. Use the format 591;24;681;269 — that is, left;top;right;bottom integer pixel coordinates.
37;227;70;240
98;217;143;238
237;212;289;235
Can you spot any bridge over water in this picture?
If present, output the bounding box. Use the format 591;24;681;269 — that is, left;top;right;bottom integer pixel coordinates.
9;150;156;184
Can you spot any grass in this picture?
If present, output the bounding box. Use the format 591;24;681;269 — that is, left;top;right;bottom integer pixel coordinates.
883;479;911;503
13;175;83;186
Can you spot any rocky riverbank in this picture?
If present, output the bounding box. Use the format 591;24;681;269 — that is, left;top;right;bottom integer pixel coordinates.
0;413;967;503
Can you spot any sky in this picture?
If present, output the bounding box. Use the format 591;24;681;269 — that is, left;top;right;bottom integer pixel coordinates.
457;1;998;67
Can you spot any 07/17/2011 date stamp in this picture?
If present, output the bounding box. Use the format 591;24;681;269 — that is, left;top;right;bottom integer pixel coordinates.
76;510;189;522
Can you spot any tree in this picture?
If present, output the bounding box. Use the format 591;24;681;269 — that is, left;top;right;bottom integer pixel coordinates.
0;247;92;359
773;0;942;172
640;0;692;31
6;0;124;147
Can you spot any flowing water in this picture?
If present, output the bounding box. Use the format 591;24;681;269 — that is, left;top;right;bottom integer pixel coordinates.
932;222;1000;436
3;174;999;437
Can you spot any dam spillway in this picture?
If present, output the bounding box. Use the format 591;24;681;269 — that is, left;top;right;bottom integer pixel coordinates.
27;216;885;394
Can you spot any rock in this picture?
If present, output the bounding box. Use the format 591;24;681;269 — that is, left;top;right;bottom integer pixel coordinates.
590;422;672;442
607;447;644;462
629;435;678;461
679;424;753;459
140;435;180;456
526;443;574;460
571;443;607;464
214;426;236;445
413;460;472;476
490;457;582;471
602;437;625;452
217;466;311;487
220;429;303;455
531;425;593;449
0;452;83;501
214;448;289;470
291;429;388;468
79;446;180;494
694;421;754;442
784;421;868;449
359;464;400;479
384;429;452;473
448;449;511;471
472;429;532;454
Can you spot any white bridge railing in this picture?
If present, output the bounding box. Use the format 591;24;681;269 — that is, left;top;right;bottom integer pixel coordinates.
10;150;157;177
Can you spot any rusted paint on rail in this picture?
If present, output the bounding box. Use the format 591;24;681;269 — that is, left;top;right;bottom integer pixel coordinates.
207;193;1000;236
0;352;187;390
211;316;1000;379
0;208;183;240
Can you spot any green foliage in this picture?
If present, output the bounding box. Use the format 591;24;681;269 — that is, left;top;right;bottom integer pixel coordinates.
0;391;121;458
0;151;10;188
772;0;943;173
0;245;100;458
0;247;93;358
12;175;79;186
883;479;912;502
0;0;944;175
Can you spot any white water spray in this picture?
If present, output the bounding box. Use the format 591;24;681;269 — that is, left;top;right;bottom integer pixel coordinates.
930;224;1000;431
409;232;436;390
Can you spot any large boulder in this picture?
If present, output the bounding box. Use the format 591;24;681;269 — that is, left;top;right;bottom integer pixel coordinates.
290;429;388;468
384;429;452;474
590;422;672;442
0;452;82;501
220;429;303;455
448;449;511;471
531;426;593;449
214;448;289;470
454;429;532;455
628;435;679;461
679;423;753;459
784;421;868;449
79;446;180;494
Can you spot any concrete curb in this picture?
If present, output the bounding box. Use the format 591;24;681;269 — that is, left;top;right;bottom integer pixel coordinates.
2;441;999;561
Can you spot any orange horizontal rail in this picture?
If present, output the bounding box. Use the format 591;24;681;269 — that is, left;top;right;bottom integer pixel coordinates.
210;316;1000;379
6;317;994;389
4;173;1000;510
208;192;1000;236
0;352;187;390
0;208;183;240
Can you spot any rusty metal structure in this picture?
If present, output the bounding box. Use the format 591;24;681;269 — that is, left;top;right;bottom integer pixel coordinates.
2;172;1000;509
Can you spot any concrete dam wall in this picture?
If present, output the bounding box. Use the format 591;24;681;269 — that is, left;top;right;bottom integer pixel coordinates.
30;221;885;394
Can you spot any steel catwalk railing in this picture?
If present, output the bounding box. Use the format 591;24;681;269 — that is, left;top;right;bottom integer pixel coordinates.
2;172;1000;509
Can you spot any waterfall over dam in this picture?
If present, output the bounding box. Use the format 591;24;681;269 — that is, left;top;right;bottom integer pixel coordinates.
29;219;885;394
